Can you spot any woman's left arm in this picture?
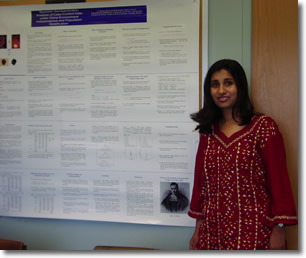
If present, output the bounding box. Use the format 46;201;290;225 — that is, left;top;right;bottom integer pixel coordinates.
260;118;297;225
259;117;297;249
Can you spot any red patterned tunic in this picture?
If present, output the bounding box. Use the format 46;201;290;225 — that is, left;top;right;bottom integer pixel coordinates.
188;114;297;250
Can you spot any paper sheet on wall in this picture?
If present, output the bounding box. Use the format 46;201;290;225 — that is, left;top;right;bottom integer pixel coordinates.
0;0;202;226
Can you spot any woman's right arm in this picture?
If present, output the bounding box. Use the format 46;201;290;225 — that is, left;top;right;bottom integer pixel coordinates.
188;134;206;250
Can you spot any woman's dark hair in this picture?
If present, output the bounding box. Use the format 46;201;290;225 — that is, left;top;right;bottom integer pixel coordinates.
191;59;254;133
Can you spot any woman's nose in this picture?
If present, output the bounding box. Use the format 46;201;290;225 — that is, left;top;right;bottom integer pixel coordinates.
218;84;226;94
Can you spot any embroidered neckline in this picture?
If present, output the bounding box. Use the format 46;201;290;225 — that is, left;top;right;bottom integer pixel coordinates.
212;115;266;148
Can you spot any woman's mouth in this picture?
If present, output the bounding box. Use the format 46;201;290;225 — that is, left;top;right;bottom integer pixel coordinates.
218;96;229;102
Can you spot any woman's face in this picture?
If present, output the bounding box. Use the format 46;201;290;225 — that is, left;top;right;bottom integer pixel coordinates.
210;69;238;112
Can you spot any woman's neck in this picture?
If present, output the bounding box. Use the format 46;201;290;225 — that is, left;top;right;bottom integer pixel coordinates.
221;109;238;124
219;110;245;138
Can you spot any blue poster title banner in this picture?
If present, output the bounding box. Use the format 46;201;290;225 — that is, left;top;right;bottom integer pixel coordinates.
32;5;147;27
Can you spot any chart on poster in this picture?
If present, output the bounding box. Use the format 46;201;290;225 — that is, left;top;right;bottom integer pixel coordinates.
0;0;205;226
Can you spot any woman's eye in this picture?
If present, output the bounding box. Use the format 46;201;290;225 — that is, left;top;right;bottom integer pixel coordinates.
225;81;233;86
211;82;219;88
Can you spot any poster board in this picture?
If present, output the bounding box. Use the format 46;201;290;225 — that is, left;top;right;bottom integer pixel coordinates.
0;0;207;226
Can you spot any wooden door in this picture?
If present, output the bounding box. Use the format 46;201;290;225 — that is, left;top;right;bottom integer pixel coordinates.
252;0;298;250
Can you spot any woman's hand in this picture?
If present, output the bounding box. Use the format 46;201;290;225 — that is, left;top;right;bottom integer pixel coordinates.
269;225;286;250
189;219;202;250
189;230;199;250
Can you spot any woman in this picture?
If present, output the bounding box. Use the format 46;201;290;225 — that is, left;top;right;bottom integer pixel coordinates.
188;59;297;250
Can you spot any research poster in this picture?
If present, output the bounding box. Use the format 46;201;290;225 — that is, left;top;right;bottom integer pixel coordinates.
0;0;204;226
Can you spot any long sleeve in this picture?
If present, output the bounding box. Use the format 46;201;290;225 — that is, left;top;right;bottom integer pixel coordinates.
259;117;297;226
188;134;206;219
